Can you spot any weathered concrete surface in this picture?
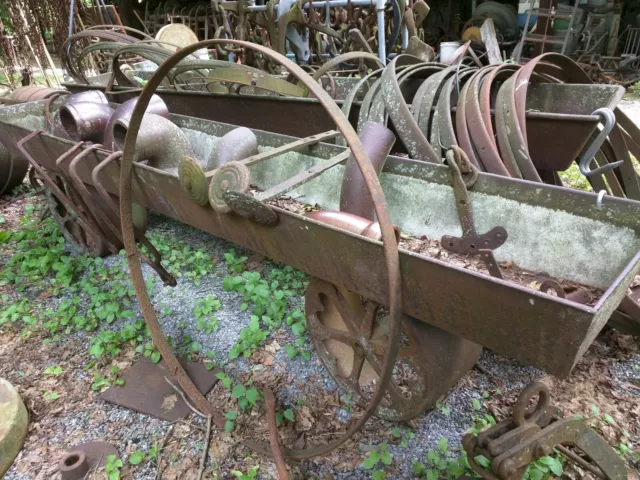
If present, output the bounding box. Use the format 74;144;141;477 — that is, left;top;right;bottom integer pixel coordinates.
0;378;28;477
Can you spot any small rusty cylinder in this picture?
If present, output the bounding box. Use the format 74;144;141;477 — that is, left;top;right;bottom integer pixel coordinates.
210;127;258;170
340;121;396;221
178;156;209;205
59;450;89;480
59;102;115;143
0;142;28;196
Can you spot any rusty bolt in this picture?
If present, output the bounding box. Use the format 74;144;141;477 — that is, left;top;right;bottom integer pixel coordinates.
536;443;553;458
498;459;517;478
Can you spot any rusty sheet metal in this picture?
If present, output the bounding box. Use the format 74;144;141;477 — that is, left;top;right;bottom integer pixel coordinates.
98;358;219;421
9;122;640;378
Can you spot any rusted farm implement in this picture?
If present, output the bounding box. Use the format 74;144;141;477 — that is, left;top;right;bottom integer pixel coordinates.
0;41;636;478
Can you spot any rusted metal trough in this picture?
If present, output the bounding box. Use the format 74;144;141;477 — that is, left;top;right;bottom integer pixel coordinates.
0;42;634;477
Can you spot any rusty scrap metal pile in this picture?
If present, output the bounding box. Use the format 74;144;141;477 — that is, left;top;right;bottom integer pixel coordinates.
1;31;640;478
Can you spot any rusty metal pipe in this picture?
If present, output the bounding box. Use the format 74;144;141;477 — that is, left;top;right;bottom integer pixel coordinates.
103;94;169;151
59;102;115;143
339;121;395;221
113;113;195;171
305;210;384;240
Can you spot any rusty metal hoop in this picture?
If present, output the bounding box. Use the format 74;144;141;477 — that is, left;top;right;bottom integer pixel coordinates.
46;173;110;257
119;38;403;460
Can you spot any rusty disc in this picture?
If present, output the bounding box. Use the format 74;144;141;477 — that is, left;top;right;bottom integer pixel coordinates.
207;161;250;213
46;173;109;257
305;277;481;421
178;156;209;206
223;190;279;226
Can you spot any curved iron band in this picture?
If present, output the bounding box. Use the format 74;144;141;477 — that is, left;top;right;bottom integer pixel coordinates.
380;55;440;163
494;80;525;179
471;65;520;175
364;62;434;129
119;38;403;460
66;145;123;247
478;64;520;150
373;63;445;128
54;144;122;255
337;68;384;146
357;75;386;131
311;51;385;83
416;64;473;149
497;75;542;182
455;69;484;170
432;67;477;159
61;30;140;84
409;63;448;123
90;152;176;286
15;132;108;248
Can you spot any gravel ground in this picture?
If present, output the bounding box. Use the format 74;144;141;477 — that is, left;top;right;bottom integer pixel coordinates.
1;98;640;480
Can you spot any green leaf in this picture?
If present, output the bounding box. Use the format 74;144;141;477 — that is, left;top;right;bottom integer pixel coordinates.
129;451;144;465
301;350;311;361
245;388;258;404
391;427;402;438
285;344;298;359
232;384;247;398
224;420;235;432
529;468;544;480
603;413;616;425
380;450;392;465
151;351;161;363
224;410;238;420
283;408;295;421
109;472;120;480
591;404;600;416
190;341;202;352
472;399;481;410
475;455;491;468
276;411;284;426
372;471;385;480
363;451;380;469
437;437;448;452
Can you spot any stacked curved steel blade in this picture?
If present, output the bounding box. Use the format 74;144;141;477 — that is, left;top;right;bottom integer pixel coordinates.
337;52;640;203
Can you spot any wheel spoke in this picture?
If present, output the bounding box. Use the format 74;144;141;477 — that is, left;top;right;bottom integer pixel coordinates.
332;286;366;334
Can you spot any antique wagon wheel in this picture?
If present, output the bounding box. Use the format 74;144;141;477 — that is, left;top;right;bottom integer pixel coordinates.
306;277;482;421
45;173;109;257
120;39;402;460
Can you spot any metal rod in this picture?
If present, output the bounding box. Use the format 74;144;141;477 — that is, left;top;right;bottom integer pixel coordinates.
248;0;380;11
376;0;387;64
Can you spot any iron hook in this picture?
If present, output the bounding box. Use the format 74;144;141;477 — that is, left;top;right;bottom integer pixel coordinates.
578;108;624;177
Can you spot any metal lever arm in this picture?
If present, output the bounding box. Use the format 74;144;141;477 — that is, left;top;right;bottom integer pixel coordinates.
579;108;624;177
492;417;628;480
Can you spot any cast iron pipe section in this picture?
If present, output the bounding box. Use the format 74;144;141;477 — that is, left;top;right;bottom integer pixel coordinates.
339;121;396;221
112;113;195;171
210;127;258;169
59;102;115;143
103;94;169;151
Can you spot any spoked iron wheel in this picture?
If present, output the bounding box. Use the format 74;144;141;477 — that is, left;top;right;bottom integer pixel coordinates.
45;173;110;257
306;277;482;421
